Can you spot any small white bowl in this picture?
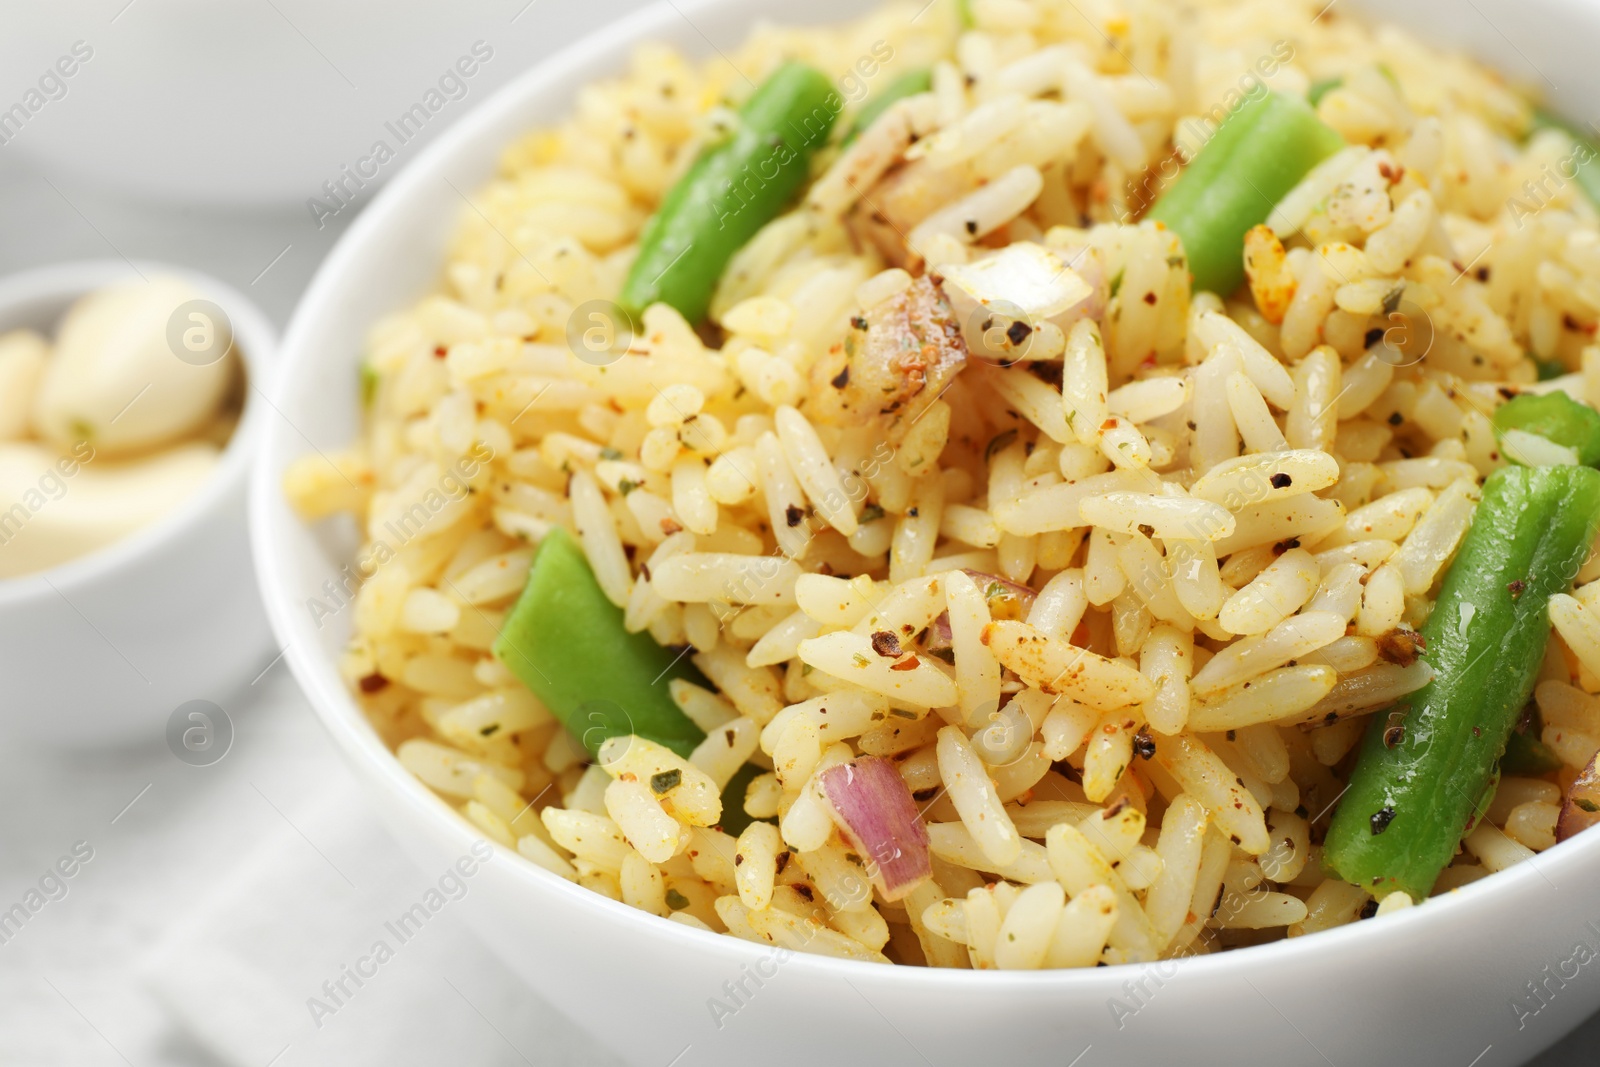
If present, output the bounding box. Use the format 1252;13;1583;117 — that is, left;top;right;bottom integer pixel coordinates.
0;260;276;747
253;1;1600;1064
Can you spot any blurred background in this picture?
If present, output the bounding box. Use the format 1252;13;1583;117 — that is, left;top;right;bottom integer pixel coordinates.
0;1;1597;1065
0;3;636;1064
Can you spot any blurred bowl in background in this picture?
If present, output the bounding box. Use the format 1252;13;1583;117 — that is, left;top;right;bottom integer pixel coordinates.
0;0;636;208
0;259;275;748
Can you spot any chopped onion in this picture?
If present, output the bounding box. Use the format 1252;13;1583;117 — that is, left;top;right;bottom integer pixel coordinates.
817;755;932;901
925;569;1038;652
937;242;1103;359
1558;753;1600;843
1051;244;1109;324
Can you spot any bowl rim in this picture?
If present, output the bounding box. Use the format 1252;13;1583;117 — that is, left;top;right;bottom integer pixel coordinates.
0;257;277;606
250;0;1600;992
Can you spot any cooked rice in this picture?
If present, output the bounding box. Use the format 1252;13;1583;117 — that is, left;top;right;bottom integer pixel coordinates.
286;0;1600;969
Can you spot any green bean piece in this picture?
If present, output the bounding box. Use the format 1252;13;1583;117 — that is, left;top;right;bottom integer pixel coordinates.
1306;77;1342;106
494;527;706;758
1502;724;1564;777
1535;357;1568;381
844;68;932;145
1325;465;1600;899
1493;391;1600;467
617;62;841;325
1148;90;1344;296
1528;108;1600;210
717;763;765;837
1307;65;1393;108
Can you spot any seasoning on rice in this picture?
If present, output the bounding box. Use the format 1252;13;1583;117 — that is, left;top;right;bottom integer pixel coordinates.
286;0;1600;969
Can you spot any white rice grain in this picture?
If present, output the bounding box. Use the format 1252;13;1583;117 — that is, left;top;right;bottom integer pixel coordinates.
1391;477;1482;595
938;725;1024;866
1153;734;1270;854
1144;795;1208;947
909;165;1045;253
984;620;1155;710
1218;548;1321;635
1188;665;1339;731
1189;450;1341;507
799;631;959;708
1080;491;1236;542
993;881;1066;970
651;552;800;607
1225;371;1289;453
1045;822;1157;961
1190;611;1346;696
1141;624;1194;736
928;822;1053;883
945;570;1003;727
1285;348;1341;452
756;430;810;559
1044;883;1118;968
891;474;945;583
775;405;858;536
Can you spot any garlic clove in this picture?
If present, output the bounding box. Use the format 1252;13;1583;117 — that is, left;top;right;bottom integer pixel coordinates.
33;276;235;458
938;242;1097;331
0;330;49;441
0;441;220;579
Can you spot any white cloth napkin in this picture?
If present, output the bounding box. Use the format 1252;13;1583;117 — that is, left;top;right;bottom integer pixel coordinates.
140;773;618;1067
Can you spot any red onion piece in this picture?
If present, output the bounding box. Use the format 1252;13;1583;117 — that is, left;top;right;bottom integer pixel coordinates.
924;570;1037;653
925;614;955;652
965;570;1037;615
817;755;932;901
1558;753;1600;843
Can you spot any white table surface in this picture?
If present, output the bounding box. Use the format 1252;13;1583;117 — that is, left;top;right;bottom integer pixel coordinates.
2;3;1599;1064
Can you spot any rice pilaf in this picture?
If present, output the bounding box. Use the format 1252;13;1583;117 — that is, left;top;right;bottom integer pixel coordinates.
285;0;1600;968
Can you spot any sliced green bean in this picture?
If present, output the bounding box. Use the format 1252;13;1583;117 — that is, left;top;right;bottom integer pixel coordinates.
1149;90;1344;296
1307;65;1395;108
1535;357;1568;382
495;528;770;832
1502;721;1564;777
844;68;932;144
495;527;706;758
1528;108;1600;210
1307;77;1342;107
718;763;764;836
1493;390;1600;467
1325;464;1600;899
618;62;841;325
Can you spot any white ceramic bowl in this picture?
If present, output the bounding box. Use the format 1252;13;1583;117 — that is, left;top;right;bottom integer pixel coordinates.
0;260;276;748
252;1;1600;1063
